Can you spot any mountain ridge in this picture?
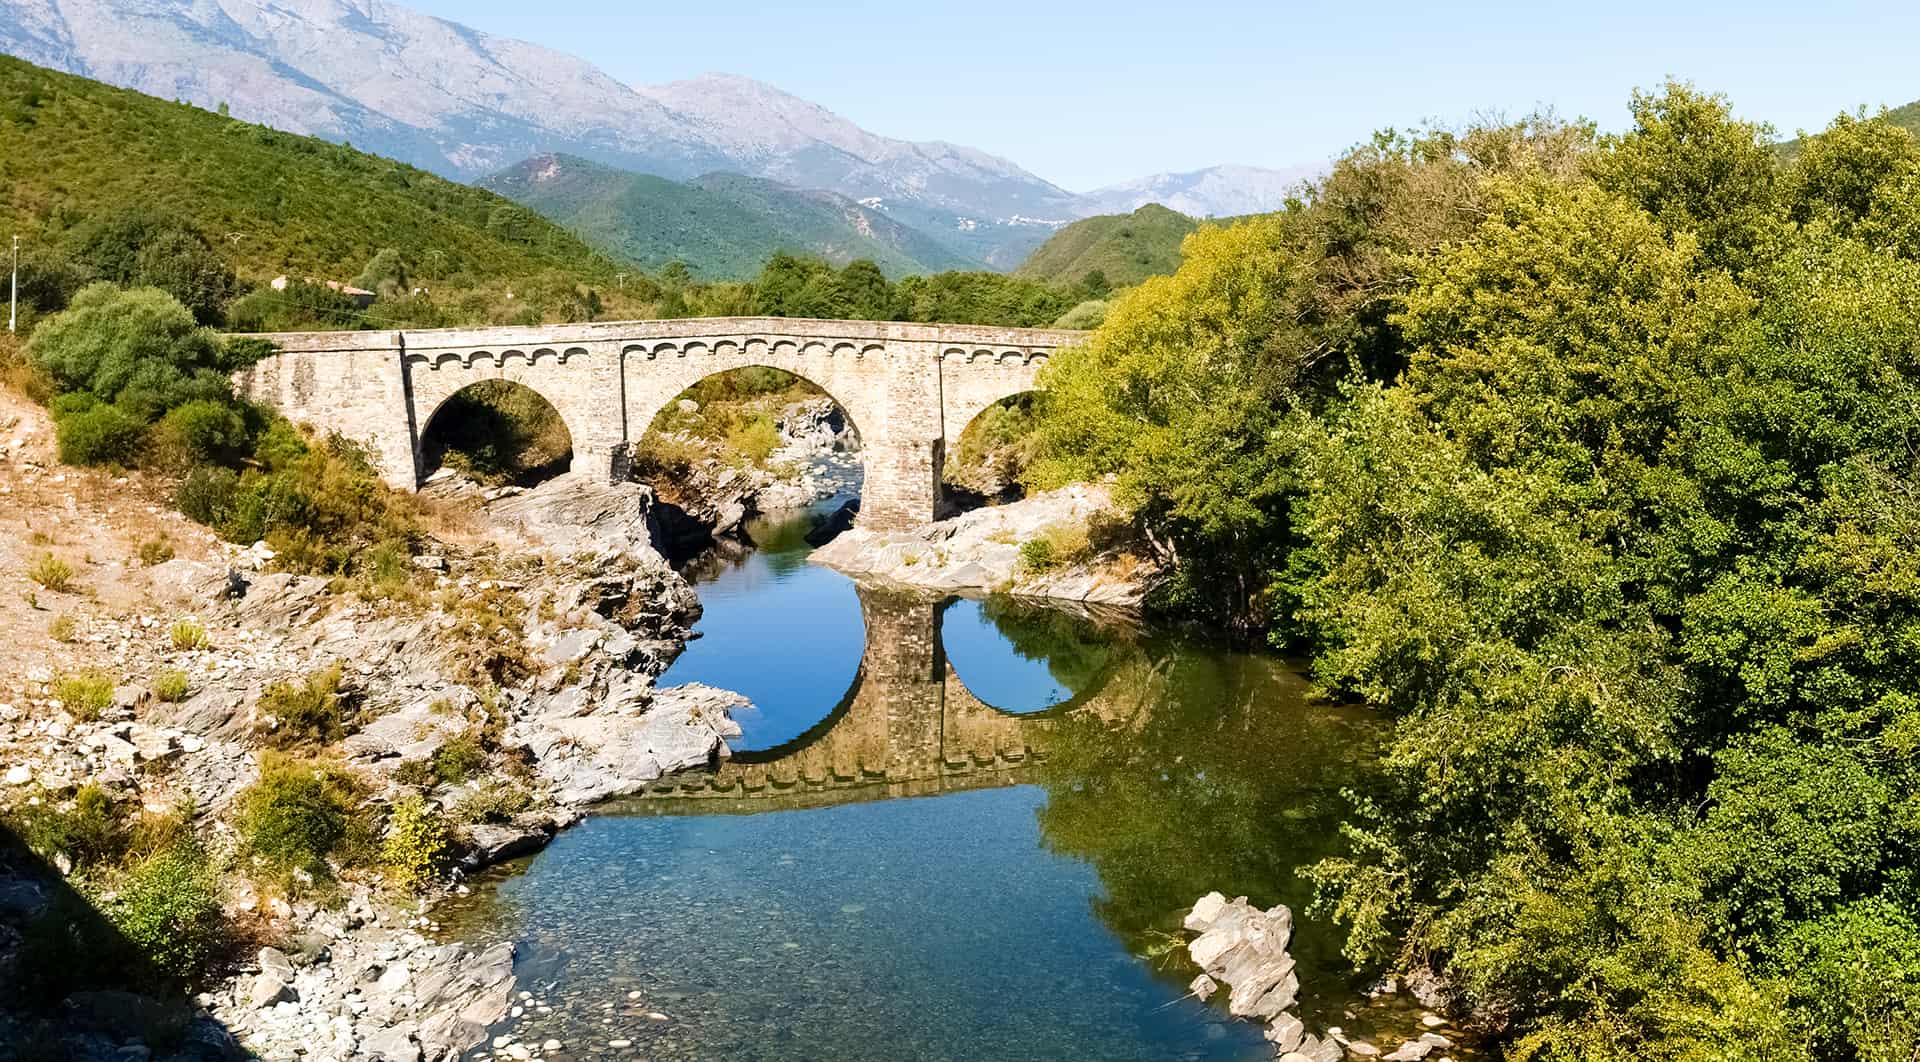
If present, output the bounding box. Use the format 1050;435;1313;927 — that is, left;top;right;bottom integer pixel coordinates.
482;154;983;279
0;0;1315;267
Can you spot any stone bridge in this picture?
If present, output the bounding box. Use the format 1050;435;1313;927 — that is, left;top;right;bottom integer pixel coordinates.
633;584;1152;812
233;317;1084;530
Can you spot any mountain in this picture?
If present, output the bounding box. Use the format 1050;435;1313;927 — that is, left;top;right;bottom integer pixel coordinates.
1079;164;1320;218
1015;204;1201;288
0;53;608;285
482;155;981;279
0;0;1081;264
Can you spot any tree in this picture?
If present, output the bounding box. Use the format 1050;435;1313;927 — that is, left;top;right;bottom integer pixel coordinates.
1588;81;1781;271
27;284;229;419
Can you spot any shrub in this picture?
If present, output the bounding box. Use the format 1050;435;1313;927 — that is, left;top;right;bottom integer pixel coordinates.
54;670;116;721
234;755;364;874
137;536;175;566
26;284;227;418
452;779;534;824
380;795;453;893
1018;538;1058;574
8;783;125;868
175;464;238;527
152;669;190;703
27;552;74;591
724;414;782;466
55;403;147;466
430;731;487;786
152;399;246;467
107;840;225;984
47;613;76;642
256;665;349;747
169;617;209;651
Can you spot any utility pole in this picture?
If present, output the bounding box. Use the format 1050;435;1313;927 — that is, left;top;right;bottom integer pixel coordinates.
7;235;18;335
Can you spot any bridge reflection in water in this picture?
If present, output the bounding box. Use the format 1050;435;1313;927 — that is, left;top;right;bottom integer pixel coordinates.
634;583;1143;810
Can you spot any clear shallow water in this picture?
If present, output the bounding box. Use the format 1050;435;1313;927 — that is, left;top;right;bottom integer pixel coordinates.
656;501;867;752
442;504;1399;1060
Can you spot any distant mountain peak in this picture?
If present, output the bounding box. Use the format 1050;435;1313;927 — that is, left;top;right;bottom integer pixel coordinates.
1081;163;1326;218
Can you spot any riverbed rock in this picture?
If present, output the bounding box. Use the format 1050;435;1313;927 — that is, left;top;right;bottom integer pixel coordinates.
457;815;562;872
487;476;671;561
1187;892;1320;1050
519;681;746;805
811;483;1158;606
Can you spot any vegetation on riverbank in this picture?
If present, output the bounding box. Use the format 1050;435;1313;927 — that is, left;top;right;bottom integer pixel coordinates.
1030;83;1920;1058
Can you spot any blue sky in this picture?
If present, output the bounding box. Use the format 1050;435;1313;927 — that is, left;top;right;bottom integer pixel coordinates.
403;0;1920;192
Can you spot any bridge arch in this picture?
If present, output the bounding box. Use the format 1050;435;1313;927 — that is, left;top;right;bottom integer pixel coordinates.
629;361;869;488
416;379;577;485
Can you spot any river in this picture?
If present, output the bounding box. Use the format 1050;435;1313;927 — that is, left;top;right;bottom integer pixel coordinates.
438;499;1408;1061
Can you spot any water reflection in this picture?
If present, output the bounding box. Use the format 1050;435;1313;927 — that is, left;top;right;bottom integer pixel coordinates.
438;517;1396;1060
657;504;866;753
939;596;1119;713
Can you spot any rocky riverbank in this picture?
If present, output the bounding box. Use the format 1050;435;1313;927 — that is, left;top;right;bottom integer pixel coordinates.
810;482;1159;606
0;411;749;1062
1185;893;1467;1062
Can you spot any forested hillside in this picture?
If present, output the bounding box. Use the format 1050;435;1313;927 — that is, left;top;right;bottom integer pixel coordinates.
1028;85;1920;1059
0;55;611;292
1014;203;1200;288
483;155;982;280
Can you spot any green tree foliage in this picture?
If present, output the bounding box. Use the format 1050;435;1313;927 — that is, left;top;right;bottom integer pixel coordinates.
1028;82;1920;1059
28;284;228;418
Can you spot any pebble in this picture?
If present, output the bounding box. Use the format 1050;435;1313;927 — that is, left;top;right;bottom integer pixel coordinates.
608;1040;632;1049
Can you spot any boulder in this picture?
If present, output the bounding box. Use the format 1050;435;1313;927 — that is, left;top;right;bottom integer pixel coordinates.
360;1023;421;1062
518;681;745;805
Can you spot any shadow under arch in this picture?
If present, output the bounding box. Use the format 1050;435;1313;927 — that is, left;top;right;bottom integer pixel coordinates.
942;389;1042;511
416;378;577;485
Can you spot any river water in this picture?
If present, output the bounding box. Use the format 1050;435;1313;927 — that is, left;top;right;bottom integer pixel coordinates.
440;500;1408;1061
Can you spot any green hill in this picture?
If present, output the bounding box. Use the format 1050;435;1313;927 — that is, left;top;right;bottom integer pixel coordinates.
1014;204;1199;288
1776;97;1920;160
483;155;983;279
0;54;616;289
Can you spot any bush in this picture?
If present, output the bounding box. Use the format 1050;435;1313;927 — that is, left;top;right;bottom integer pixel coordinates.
234;756;364;874
55;403;147;466
152;669;190;703
27;285;228;419
256;665;349;747
54;670;116;721
9;783;125;869
1018;538;1058;574
47;613;76;642
137;536;175;566
452;779;534;824
26;551;74;591
107;840;225;984
152;399;246;467
430;731;487;786
1052;299;1110;330
169;617;209;651
175;464;238;527
380;795;453;893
